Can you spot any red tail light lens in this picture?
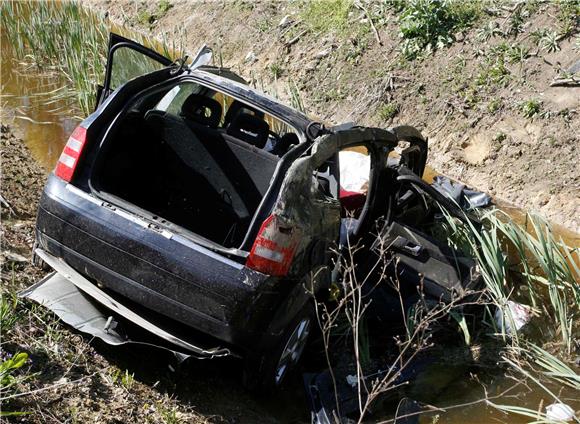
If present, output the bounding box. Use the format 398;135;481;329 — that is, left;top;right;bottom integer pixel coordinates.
246;214;301;276
55;126;87;182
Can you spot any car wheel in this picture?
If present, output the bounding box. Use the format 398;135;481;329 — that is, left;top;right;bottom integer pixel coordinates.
243;305;314;391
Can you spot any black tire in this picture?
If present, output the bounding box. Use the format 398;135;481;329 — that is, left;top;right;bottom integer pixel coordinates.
243;304;314;392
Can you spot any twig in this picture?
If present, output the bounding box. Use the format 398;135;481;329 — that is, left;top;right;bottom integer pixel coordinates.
1;373;96;401
550;78;580;87
355;1;382;46
284;30;307;48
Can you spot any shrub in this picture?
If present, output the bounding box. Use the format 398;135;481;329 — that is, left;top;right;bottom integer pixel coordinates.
398;0;481;59
519;99;542;119
378;103;399;121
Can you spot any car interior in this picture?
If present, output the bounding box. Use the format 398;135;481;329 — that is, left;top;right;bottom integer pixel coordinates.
93;81;300;248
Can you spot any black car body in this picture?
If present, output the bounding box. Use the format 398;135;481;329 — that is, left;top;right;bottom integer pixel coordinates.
29;34;479;388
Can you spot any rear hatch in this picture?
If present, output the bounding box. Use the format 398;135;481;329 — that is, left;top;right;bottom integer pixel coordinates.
36;34;292;347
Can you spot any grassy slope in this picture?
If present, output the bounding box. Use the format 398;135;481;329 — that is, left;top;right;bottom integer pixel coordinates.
91;0;579;233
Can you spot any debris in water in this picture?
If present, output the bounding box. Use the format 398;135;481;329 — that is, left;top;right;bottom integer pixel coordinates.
545;402;575;422
494;301;532;334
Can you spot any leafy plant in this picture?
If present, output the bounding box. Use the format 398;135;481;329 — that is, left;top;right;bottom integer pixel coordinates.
0;293;20;336
487;98;502;113
378;103;399;121
476;21;502;41
531;29;561;53
398;0;481;59
556;0;580;39
0;351;34;414
507;5;529;36
518;99;542;119
506;44;529;64
158;0;173;15
269;63;283;79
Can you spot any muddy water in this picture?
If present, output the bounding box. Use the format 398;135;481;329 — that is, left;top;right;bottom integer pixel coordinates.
2;13;579;424
0;28;79;170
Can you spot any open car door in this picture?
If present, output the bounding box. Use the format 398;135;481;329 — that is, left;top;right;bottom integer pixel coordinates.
96;33;173;107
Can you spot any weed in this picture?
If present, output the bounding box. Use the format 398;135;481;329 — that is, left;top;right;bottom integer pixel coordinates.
0;1;182;117
476;21;501;41
556;0;580;39
493;131;507;143
0;293;20;336
507;5;529;36
137;10;155;26
158;0;173;15
378;103;399;121
0;351;34;407
398;0;481;59
287;79;306;113
345;32;370;63
121;370;135;390
108;368;135;390
476;59;510;88
506;44;529;64
487;98;502;113
301;0;353;34
531;29;561;53
158;404;182;424
518;99;542;119
269;62;283;79
257;18;271;33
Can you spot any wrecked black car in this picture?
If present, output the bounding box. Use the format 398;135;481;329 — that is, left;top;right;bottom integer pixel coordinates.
26;34;481;390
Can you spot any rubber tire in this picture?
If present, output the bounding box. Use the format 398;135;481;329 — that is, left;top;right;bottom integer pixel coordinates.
242;304;314;392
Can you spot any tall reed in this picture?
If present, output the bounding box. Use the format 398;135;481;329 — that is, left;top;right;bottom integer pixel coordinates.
1;1;183;117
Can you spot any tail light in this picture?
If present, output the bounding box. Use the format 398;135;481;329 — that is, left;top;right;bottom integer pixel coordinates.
55;126;87;182
246;214;301;276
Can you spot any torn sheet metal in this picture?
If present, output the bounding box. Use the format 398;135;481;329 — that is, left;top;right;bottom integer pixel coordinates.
23;249;236;359
20;272;190;361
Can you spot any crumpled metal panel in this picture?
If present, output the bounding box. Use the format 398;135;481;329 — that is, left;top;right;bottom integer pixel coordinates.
20;272;190;361
21;249;237;360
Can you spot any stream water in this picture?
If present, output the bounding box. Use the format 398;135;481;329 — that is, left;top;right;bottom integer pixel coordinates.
1;10;578;424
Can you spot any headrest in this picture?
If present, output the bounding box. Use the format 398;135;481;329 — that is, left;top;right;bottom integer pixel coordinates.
180;94;222;128
223;100;264;127
226;112;269;148
271;132;300;156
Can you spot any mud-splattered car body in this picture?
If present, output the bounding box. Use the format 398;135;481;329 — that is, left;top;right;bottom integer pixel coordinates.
27;34;478;389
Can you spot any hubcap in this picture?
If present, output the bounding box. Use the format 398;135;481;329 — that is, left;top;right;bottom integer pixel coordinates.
274;318;311;385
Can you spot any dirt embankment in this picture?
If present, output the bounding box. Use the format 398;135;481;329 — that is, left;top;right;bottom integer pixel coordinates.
90;0;579;234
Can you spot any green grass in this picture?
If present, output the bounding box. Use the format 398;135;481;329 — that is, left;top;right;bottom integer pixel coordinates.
378;103;399;121
556;0;580;38
269;62;284;79
300;0;353;34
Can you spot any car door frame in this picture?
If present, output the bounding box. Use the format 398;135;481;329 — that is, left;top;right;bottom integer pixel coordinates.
96;33;174;107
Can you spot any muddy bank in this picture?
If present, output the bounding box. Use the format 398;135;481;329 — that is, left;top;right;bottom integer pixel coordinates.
88;0;579;234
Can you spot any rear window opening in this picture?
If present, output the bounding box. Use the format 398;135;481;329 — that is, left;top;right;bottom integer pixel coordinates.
91;80;301;249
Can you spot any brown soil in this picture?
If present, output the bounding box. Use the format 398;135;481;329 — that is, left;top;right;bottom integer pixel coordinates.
89;0;579;233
